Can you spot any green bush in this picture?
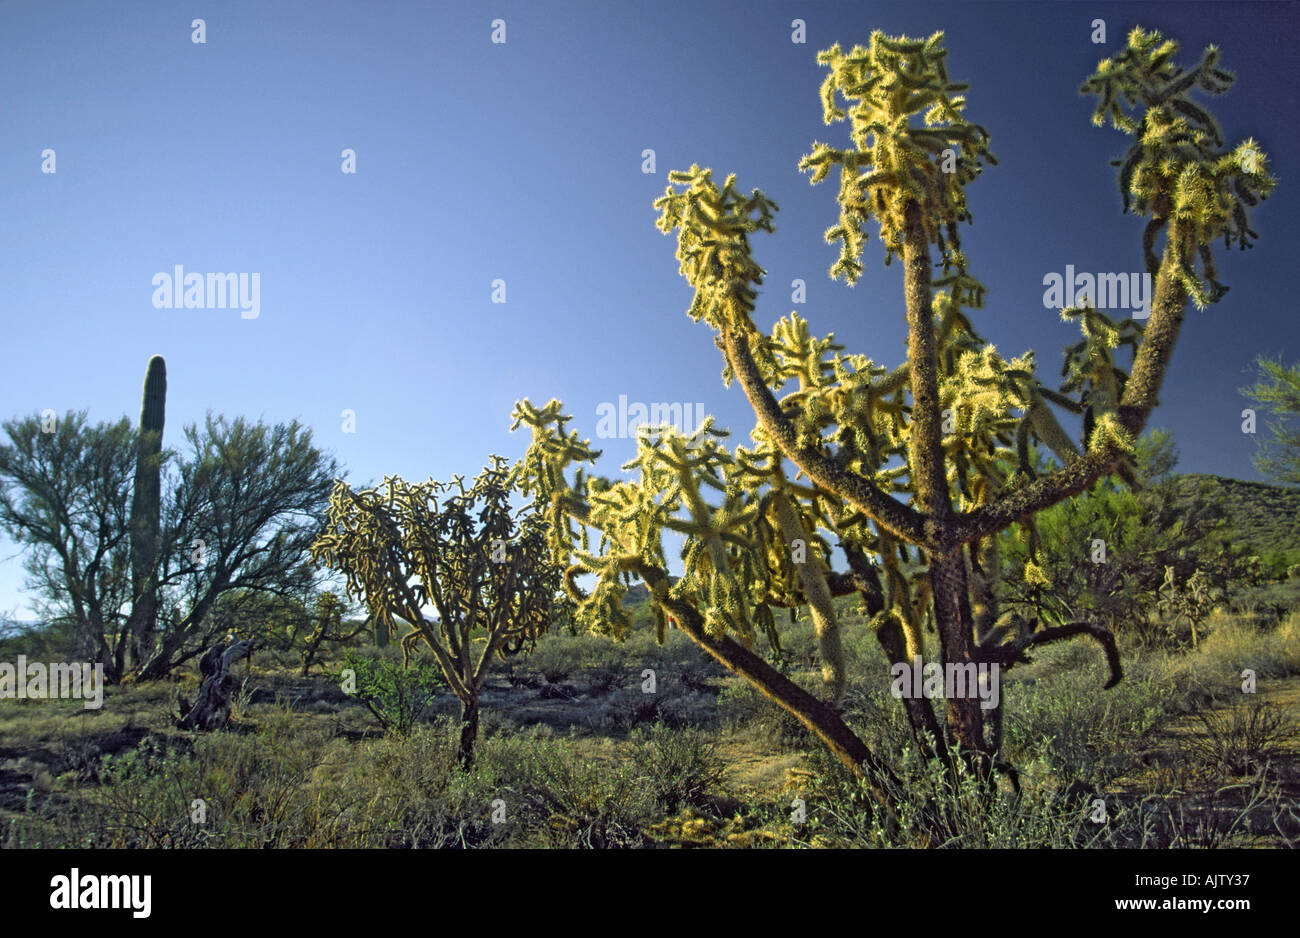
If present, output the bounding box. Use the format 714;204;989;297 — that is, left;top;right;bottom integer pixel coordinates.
1001;662;1166;778
999;432;1263;646
1232;579;1300;625
337;650;443;735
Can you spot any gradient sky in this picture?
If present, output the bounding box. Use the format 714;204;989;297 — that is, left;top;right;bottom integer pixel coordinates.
1;0;1297;617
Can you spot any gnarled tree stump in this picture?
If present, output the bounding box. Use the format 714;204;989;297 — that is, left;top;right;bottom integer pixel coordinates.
178;639;255;731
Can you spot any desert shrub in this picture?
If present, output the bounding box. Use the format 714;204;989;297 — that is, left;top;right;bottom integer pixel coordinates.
999;433;1263;648
761;616;820;671
343;718;513;847
1185;700;1296;778
996;615;1300;783
589;682;710;733
797;741;1121;848
1000;650;1169;777
254;644;305;671
526;633;589;684
812;742;1288;849
79;737;215;847
841;687;915;753
794;726;1283;849
9;702;335;848
467;729;658;847
581;662;627;695
478;709;519;739
571;634;639;694
840;620;894;676
1193;611;1300;680
1152;773;1297;848
641;628;726;677
337;650;443;735
630;723;726;815
509;628;722;696
0;618;84;662
1231;579;1300;626
676;658;720;692
10;715;657;848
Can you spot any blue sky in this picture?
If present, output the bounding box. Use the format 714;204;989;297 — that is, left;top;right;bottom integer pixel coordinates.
1;0;1296;617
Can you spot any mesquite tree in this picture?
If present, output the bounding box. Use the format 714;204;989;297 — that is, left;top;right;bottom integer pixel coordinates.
0;413;137;680
0;409;340;683
135;416;340;681
310;456;563;768
511;27;1273;806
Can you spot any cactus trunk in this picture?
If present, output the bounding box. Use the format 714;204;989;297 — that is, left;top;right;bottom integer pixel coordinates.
771;489;845;704
128;356;166;671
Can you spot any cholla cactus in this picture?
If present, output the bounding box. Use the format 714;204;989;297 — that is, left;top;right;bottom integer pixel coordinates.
515;27;1272;798
310;456;562;769
1081;28;1274;305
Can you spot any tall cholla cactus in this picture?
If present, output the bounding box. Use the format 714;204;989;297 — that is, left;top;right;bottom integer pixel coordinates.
129;355;166;670
515;26;1273;807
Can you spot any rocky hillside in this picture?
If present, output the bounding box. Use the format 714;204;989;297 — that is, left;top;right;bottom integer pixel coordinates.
1173;474;1300;558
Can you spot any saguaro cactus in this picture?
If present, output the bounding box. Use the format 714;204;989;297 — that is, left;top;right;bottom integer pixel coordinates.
129;355;166;670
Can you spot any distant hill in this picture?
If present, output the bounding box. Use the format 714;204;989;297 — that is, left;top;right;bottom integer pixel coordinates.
1172;474;1300;557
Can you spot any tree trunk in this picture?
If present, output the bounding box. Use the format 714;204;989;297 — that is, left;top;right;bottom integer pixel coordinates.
897;198;990;764
112;631;127;684
929;549;989;761
632;563;902;830
178;639;254;731
137;631;189;682
457;697;479;770
95;645;122;686
134;583;226;681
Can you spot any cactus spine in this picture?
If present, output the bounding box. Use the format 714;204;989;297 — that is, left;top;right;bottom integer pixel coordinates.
129;355;166;670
